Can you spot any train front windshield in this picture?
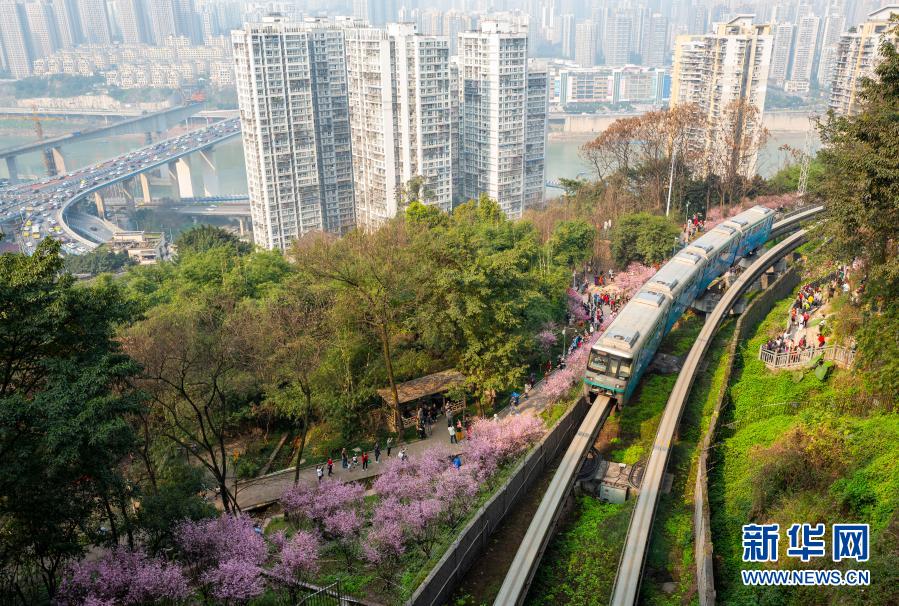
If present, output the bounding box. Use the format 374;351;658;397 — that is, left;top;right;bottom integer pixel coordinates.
588;352;632;379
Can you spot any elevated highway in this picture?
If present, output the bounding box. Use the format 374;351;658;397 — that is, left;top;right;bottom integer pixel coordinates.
493;205;825;606
0;117;240;252
0;103;204;182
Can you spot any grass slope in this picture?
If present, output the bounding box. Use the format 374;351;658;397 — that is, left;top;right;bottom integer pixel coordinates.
709;294;899;606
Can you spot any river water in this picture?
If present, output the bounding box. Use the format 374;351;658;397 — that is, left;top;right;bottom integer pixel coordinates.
0;117;817;207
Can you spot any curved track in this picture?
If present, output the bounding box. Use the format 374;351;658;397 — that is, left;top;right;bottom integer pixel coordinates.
609;223;819;605
493;206;824;606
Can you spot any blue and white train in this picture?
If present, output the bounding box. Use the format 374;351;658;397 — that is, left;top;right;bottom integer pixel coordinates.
584;205;776;403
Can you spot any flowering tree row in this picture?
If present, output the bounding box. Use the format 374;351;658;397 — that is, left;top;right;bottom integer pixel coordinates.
56;414;545;605
57;515;320;605
281;413;544;568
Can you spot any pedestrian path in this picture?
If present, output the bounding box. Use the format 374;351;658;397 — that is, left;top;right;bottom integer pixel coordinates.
229;345;594;511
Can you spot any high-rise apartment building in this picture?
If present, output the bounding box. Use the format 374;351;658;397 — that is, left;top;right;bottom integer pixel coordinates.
768;21;794;87
51;0;76;48
232;16;359;250
575;19;597;67
604;11;633;66
146;0;175;43
0;0;33;77
671;15;772;175
560;13;574;58
77;0;111;44
117;0;149;44
344;23;453;231
817;9;845;89
830;6;899;115
23;0;59;58
459;19;546;218
641;12;668;67
785;13;819;93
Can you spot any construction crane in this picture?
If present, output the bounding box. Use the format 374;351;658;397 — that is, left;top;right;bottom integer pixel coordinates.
25;105;63;175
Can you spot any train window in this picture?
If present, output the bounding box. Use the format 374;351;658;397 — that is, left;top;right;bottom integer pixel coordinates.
588;352;608;373
618;360;632;379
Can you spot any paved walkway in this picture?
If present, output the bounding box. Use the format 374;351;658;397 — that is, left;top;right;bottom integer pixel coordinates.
227;329;602;511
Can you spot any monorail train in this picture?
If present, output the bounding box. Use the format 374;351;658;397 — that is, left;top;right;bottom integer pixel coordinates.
585;205;776;403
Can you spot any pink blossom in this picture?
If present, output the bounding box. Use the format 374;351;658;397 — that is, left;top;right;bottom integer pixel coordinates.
202;559;265;602
372;446;453;501
363;516;406;564
270;530;320;583
56;548;190;606
567;289;590;322
536;329;558;350
611;263;657;299
324;509;364;540
465;413;544;476
177;515;267;570
281;478;365;534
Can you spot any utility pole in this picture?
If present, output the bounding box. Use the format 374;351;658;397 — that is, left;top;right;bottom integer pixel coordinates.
665;146;678;217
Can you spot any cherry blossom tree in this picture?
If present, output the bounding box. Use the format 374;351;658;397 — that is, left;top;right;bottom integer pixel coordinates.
567;289;590;322
611;263;657;299
465;413;544;480
268;530;321;600
177;515;267;603
56;547;190;606
536;328;558;351
281;479;365;565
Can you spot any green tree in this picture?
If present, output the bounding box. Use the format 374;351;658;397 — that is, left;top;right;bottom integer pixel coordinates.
610;212;680;267
0;240;142;601
174;224;251;257
62;245;135;275
547;219;596;268
818;34;899;298
122;299;253;513
411;196;565;413
292;223;418;436
239;280;334;483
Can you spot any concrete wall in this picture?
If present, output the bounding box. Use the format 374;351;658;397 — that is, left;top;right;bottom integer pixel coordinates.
694;265;800;606
407;396;591;606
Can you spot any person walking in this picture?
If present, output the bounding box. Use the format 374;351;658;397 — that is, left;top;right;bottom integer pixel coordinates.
374;442;381;463
362;452;369;471
449;424;457;444
327;457;333;477
316;465;323;483
399;448;408;461
386;437;393;457
341;447;348;469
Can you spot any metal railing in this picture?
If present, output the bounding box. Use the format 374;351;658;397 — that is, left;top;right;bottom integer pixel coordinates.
758;344;856;369
298;581;348;606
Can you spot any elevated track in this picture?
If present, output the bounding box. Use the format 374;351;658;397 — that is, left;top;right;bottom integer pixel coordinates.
493;205;825;606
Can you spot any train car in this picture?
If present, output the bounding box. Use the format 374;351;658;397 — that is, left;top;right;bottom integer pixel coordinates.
584;205;775;404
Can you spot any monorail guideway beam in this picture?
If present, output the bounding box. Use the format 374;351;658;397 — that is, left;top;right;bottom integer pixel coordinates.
609;227;815;606
493;396;614;606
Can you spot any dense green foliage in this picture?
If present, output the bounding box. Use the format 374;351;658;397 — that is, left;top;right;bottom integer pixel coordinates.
710;294;899;606
817;34;899;400
0;240;138;600
767;158;825;193
174;224;252;257
62;245;135;275
610;212;680;267
527;498;634;606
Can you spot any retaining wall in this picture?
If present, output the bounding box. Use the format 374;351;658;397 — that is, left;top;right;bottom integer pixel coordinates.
694;265;801;606
407;396;591;606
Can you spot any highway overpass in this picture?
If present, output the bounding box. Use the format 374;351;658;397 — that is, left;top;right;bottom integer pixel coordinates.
0;103;204;182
